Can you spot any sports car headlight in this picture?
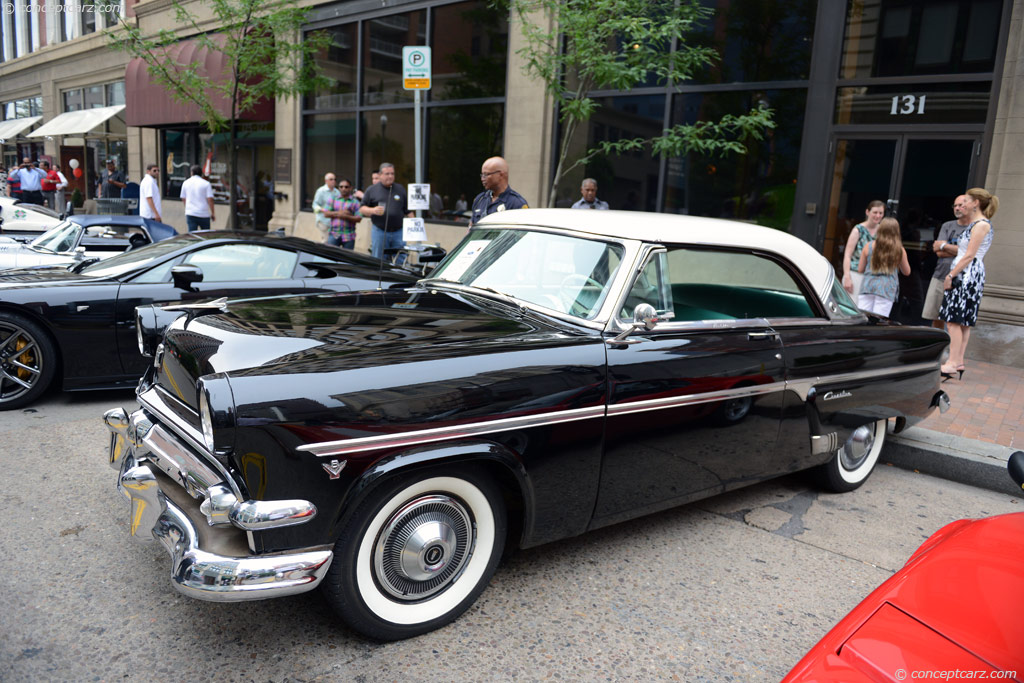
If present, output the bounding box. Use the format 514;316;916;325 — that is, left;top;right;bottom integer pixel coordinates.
196;376;236;455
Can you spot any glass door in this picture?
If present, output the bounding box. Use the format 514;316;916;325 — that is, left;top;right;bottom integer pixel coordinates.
823;135;979;323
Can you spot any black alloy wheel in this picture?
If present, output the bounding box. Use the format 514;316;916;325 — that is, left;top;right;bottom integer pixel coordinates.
0;312;57;410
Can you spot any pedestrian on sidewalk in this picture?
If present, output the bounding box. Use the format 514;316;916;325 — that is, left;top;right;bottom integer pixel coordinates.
139;163;163;229
857;217;911;317
180;164;215;231
939;188;998;380
841;200;884;297
923;195;970;330
571;178;609;210
470;156;528;227
40;161;60;209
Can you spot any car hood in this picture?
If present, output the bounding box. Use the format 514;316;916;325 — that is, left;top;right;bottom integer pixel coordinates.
784;512;1024;681
0;265;102;287
155;287;589;411
0;241;72;271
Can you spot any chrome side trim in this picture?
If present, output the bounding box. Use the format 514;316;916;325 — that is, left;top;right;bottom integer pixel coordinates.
296;362;939;458
786;361;939;401
606;381;784;417
298;404;606;457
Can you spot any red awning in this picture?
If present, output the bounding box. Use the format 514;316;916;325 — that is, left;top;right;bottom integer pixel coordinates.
125;34;274;127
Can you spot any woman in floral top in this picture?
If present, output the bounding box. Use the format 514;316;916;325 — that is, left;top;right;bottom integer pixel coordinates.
329;178;362;249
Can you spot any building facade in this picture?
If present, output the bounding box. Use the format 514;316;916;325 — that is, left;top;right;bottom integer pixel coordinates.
2;0;1021;363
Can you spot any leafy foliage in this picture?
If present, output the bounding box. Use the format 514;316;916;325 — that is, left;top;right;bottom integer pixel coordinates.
109;0;332;226
506;0;775;206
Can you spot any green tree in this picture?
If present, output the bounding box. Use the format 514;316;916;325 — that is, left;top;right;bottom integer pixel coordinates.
109;0;332;227
506;0;775;206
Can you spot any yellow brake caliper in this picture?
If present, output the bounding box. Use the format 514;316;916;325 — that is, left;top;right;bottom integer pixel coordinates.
14;337;34;381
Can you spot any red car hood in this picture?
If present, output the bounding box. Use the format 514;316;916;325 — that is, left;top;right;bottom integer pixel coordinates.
784;512;1024;682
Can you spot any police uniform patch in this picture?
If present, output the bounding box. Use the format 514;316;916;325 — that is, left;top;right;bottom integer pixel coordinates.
496;204;505;212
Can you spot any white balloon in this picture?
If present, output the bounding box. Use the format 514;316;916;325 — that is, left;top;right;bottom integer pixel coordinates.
69;159;80;169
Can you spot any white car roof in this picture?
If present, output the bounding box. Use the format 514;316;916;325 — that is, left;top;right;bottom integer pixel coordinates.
476;208;834;300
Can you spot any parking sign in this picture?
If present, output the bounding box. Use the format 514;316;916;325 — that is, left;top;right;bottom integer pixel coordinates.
402;46;431;90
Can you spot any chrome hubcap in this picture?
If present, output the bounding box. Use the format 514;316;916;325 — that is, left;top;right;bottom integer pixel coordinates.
839;424;875;471
0;323;42;403
374;494;474;600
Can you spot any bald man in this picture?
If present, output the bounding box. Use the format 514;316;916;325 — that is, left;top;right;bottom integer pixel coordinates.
470;156;528;227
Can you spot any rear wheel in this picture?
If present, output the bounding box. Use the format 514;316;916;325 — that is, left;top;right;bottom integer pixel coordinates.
815;419;887;492
322;467;507;641
0;312;56;410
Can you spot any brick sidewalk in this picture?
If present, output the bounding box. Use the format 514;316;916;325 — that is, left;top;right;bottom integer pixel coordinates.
917;359;1024;449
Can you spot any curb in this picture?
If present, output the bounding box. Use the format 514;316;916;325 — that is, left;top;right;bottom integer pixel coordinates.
883;426;1023;498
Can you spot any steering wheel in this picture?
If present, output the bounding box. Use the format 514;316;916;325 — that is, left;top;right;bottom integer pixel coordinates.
559;273;603;316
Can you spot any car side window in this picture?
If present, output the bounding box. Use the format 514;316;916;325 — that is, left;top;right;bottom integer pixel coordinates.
181;244;299;281
619;247;816;322
132;258;179;284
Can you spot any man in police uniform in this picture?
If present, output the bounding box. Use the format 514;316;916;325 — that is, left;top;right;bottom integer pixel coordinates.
470;156;528;226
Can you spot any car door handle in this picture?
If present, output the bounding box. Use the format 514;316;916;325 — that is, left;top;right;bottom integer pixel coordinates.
747;331;779;341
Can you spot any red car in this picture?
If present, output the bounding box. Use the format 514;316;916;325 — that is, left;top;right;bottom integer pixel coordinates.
784;452;1024;682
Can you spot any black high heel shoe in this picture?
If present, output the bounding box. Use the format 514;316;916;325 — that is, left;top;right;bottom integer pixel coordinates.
940;364;964;381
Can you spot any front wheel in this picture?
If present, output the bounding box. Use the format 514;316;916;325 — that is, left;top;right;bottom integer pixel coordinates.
322;467;507;641
0;312;57;410
814;419;887;492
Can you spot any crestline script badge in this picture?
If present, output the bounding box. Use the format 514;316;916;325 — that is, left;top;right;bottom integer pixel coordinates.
823;390;853;401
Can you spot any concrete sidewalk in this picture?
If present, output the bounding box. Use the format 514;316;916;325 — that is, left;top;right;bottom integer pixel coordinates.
884;359;1024;497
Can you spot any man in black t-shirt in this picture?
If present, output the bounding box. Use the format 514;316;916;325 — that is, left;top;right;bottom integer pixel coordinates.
360;162;411;260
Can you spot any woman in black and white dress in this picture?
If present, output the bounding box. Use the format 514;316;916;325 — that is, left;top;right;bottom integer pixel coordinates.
938;187;997;380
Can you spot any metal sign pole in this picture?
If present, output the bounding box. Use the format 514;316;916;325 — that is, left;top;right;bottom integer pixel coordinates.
415;89;422;220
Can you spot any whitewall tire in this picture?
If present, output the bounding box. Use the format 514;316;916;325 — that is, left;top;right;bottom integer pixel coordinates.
816;419;887;492
323;468;507;641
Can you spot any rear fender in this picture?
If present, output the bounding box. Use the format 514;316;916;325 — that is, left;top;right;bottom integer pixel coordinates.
802;367;941;459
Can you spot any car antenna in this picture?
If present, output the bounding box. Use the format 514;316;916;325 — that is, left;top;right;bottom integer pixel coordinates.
376;184;393;291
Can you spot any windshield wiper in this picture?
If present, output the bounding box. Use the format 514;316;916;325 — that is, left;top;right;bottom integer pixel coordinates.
421;279;522;307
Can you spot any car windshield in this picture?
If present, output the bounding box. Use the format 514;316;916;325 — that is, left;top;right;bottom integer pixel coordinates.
30;221;82;254
426;228;625;320
77;233;201;278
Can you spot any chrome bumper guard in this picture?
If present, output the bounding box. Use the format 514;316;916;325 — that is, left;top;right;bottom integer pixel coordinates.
103;407;333;601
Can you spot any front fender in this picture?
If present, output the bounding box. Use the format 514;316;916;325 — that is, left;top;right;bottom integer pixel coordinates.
331;438;534;547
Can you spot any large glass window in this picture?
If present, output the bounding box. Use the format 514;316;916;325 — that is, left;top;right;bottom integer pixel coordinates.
363;11;427;105
431;1;507;100
306;24;359;110
691;0;816;84
303;113;358;208
664;89;806;230
554;95;666;211
840;0;1002;78
427;103;503;214
301;1;509;213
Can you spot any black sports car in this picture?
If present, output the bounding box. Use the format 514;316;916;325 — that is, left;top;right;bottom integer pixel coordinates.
0;231;418;409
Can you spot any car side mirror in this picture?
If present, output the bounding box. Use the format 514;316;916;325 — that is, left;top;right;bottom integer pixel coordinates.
634;303;658;331
171;264;204;290
607;303;660;347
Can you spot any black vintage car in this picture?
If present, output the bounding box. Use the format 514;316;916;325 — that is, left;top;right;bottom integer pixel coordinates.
0;231;418;409
104;210;950;640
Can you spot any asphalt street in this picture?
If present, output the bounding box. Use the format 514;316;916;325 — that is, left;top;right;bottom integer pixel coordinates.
2;390;1021;682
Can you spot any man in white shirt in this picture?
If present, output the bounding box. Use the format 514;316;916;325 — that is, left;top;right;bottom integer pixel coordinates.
179;164;215;231
139;163;163;228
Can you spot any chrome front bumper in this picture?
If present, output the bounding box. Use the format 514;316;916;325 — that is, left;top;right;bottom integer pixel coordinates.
104;407;333;602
